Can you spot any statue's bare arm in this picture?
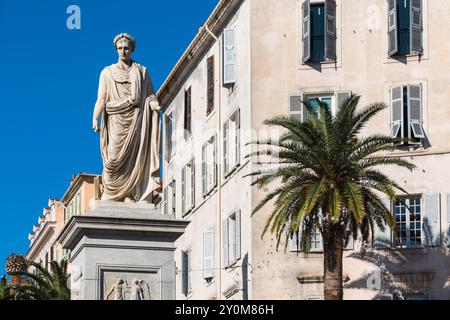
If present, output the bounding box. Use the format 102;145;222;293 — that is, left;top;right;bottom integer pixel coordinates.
92;70;107;133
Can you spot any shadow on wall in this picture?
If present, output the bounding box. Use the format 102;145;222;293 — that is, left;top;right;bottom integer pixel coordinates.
345;218;450;300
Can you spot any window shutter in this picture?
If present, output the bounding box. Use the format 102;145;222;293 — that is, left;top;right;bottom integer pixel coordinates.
388;0;398;56
345;234;354;250
324;0;337;61
235;210;241;260
207;56;215;114
212;135;217;188
172;109;177;157
190;159;195;210
446;194;450;243
336;91;352;110
222;219;229;267
236;109;241;166
223;120;229;175
302;0;311;62
423;193;441;247
390;86;403;139
187;249;192;292
203;231;214;279
373;198;392;249
223;28;236;85
172;180;176;215
410;0;423;55
289;94;304;122
229;117;237;171
181;250;188;295
163;187;168;215
202;144;207;196
181;167;186;215
408;84;425;139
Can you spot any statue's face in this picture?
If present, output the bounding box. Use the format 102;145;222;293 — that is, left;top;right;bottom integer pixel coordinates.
116;38;132;62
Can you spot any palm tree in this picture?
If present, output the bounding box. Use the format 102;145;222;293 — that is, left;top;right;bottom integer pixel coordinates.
0;275;7;300
249;95;415;300
10;260;70;300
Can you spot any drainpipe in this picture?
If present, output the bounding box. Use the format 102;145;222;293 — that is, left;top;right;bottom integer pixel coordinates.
201;24;223;300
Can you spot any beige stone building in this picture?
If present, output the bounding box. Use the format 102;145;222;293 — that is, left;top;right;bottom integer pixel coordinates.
26;173;100;268
158;0;450;300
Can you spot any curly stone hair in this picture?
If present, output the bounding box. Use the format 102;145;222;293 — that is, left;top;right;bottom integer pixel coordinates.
113;33;136;52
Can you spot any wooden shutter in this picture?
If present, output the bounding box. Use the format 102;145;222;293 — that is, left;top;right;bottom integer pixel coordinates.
324;0;337;61
390;86;403;139
410;0;423;54
373;198;392;248
163;186;168;215
203;231;214;279
223;28;236;85
184;87;192;138
235;210;241;261
181;250;188;295
181;167;186;215
423;193;441;246
229;116;237;171
388;0;398;56
202;144;207;196
289;94;304;122
408;84;425;139
222;219;229;267
223;120;229;175
302;0;311;62
236;109;241;166
187;249;192;292
207;56;215;114
172;180;176;215
336;91;352;110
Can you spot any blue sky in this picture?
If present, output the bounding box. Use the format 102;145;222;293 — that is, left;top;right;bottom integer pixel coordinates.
0;0;218;273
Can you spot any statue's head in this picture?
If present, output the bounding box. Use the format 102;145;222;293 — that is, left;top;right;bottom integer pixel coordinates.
113;33;136;62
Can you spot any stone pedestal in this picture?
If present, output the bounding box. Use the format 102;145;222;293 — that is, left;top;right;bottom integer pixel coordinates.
57;201;189;300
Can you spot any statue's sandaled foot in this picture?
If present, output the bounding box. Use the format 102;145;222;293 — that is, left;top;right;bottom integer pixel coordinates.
124;197;135;203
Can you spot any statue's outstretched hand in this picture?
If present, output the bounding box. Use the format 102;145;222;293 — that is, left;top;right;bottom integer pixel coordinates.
93;119;100;133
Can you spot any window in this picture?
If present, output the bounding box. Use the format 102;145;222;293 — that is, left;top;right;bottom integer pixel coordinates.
223;28;236;85
289;227;323;252
390;84;425;146
302;0;337;63
165;109;176;161
289;91;351;122
223;109;240;176
388;0;423;57
181;249;192;295
207;56;215;114
181;159;195;216
184;87;192;139
164;179;176;215
202;136;217;196
203;230;214;279
394;196;422;248
223;210;241;267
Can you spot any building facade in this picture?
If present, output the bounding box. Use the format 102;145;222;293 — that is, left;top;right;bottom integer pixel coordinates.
158;0;450;300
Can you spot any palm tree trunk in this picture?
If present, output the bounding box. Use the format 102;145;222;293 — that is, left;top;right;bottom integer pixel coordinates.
323;226;344;300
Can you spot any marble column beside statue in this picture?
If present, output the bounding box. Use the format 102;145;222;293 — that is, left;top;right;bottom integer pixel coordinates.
92;33;161;203
57;34;189;300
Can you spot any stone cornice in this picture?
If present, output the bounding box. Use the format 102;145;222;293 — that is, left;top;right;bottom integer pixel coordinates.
26;221;56;261
61;173;99;206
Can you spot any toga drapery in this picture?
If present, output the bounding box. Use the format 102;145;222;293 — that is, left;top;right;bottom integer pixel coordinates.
97;61;160;202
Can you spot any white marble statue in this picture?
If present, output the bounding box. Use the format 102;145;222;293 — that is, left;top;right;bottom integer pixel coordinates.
92;33;161;203
106;277;127;300
130;278;150;300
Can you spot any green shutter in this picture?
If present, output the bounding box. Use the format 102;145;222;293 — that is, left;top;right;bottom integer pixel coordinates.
302;0;311;62
388;0;398;56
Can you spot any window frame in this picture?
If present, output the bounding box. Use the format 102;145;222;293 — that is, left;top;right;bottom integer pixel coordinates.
393;195;423;248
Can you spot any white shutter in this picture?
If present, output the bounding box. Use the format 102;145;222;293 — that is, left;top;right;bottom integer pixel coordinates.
235;210;241;260
229;117;237;171
373;198;392;249
236;109;241;166
190;159;195;210
172;180;176;215
345;234;354;250
408;84;425;139
181;167;186;215
163;187;168;215
202;144;207;196
223;120;229;175
223;28;236;85
324;0;337;61
446;194;450;243
222;220;229;267
289;94;304;122
171;109;177;157
410;0;423;54
390;86;403;139
302;0;311;62
335;91;352;111
388;0;398;56
423;193;441;247
187;249;192;292
212;135;217;188
203;231;214;279
181;250;188;295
